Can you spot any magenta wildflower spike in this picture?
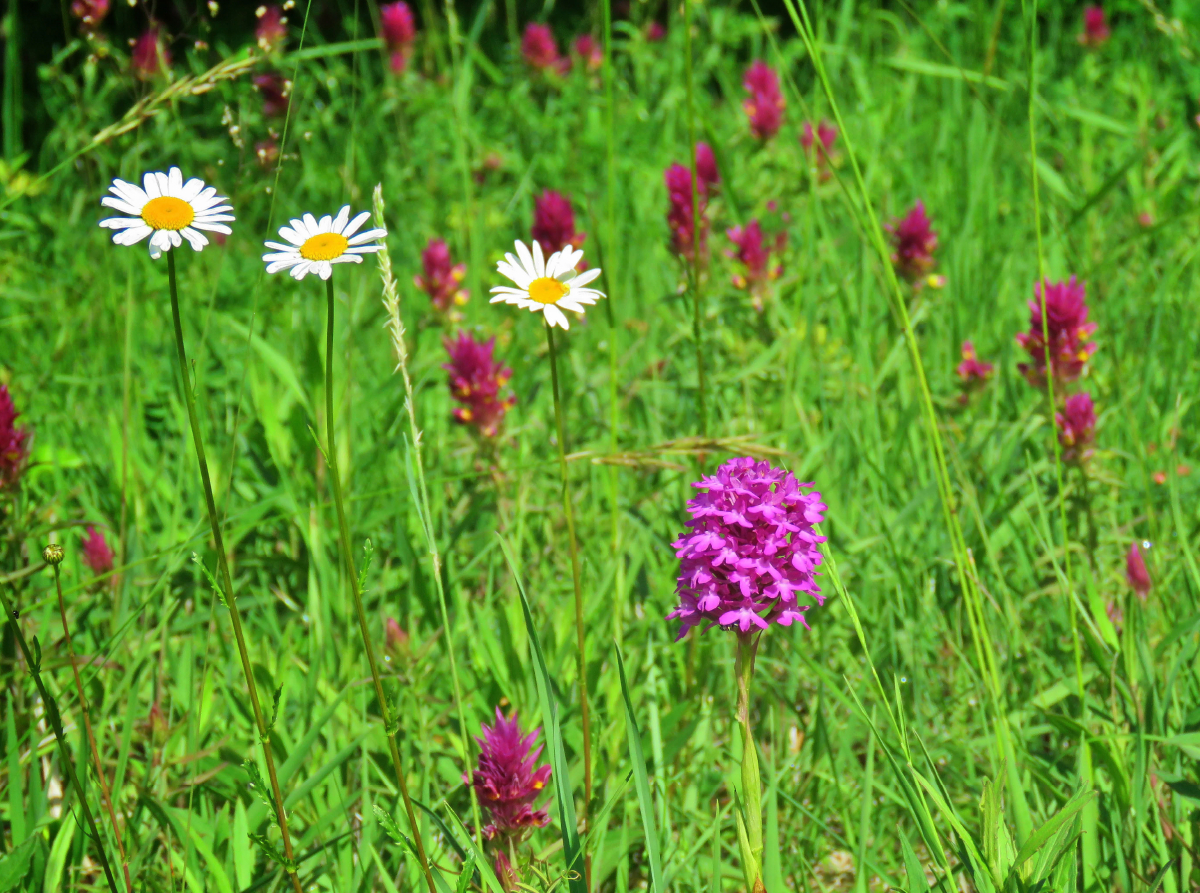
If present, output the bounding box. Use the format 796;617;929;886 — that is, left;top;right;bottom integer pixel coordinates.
955;340;993;404
742;60;785;140
695;142;720;193
532;189;585;256
0;384;30;490
131;25;170;79
1016;276;1097;385
1079;6;1110;47
253;73;291;117
415;238;468;314
443;332;516;438
1055;392;1096;463
666;163;709;261
381;2;417;72
1125;541;1151;599
726;220;785;308
886;200;938;281
464;708;552;840
81;526;115;576
572;34;602;71
668;456;826;639
522;23;568;73
71;0;109;32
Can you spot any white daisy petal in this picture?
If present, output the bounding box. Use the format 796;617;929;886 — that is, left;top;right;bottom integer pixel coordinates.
566;268;602;288
343;245;382;255
167;167;183;194
143;172;162;199
112;225;152;245
497;259;533;289
266;259;298;274
332;206;351;234
180;178;205;202
543;304;569;329
111;180;148;206
278;226;305;245
343;211;372;239
346;227;387;246
514;241;537;279
557;298;586;313
100;196;144;216
302;213;319;234
191;222;232;235
545;250;566;279
318;261;334;280
317;214;334;234
531;241;546;278
180;227;209;251
154;171;171;197
99;216;143;230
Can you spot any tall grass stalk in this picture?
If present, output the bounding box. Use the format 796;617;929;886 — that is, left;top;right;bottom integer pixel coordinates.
682;0;707;436
733;632;765;893
783;0;1032;842
602;0;625;654
372;186;483;845
52;555;131;892
320;274;440;893
544;321;594;848
164;251;305;893
0;565;120;893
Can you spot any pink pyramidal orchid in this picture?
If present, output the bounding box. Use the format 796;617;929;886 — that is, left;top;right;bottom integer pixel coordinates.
668;456;826;639
464;708;551;841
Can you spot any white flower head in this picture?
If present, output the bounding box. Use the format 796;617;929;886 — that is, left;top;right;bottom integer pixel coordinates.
99;167;234;259
262;206;387;281
490;240;605;330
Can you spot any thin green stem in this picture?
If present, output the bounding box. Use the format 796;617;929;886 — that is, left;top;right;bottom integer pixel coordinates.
734;632;763;893
373;187;484;847
545;322;594;844
1025;0;1084;707
682;0;707;435
323;276;439;893
166;251;304;893
53;561;132;892
0;574;120;893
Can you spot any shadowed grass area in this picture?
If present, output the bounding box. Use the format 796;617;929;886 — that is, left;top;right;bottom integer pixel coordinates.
1;1;1199;891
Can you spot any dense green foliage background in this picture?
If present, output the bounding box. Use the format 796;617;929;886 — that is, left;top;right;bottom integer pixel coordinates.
2;0;1200;891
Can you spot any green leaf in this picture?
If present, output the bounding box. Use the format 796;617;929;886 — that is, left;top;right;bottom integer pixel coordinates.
497;533;586;893
1003;788;1097;888
192;552;229;608
900;832;928;892
456;856;476;893
615;643;665;893
0;835;36;892
242;759;277;822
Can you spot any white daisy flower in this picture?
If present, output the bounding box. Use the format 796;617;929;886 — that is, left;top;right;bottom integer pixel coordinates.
99;167;234;259
262;206;387;281
490;240;605;330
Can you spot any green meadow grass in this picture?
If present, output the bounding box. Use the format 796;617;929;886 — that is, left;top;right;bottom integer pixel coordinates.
2;0;1200;891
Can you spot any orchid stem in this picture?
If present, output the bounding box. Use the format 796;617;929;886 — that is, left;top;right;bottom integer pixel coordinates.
166;250;304;893
323;275;438;893
734;632;764;893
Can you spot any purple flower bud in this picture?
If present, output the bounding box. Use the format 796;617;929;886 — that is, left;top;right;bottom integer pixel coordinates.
464;709;552;840
743;61;785;140
886;201;938;281
81;526;115;576
1125;541;1151;599
0;385;30;490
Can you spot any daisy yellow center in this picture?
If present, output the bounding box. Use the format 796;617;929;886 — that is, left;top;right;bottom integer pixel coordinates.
300;232;349;261
529;276;568;305
141;196;195;231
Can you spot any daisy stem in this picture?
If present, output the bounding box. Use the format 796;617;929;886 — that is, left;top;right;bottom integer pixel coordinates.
0;576;120;893
683;0;708;437
545;321;594;853
322;276;440;893
53;560;132;893
166;251;304;893
734;631;764;893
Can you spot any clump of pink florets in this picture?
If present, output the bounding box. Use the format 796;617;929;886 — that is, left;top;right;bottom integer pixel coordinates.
522;23;567;73
1016;276;1097;385
131;25;170;79
1079;6;1110;47
1055;391;1096;463
572;35;602;71
665;145;718;261
1125;540;1151;599
886;200;938;281
956;340;993;403
464;708;552;840
71;0;109;33
0;384;30;490
668;457;826;639
416;238;468;314
381;2;416;73
532;190;585;255
81;526;115;576
726;220;785;304
443;333;516;438
743;61;785;140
